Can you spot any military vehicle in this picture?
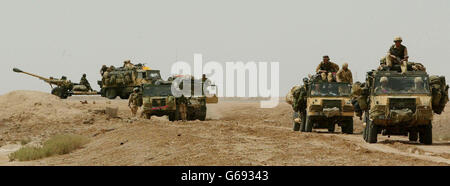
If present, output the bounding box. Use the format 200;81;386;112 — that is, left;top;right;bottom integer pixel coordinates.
141;75;215;121
357;69;448;145
292;77;354;133
13;68;97;99
98;64;162;99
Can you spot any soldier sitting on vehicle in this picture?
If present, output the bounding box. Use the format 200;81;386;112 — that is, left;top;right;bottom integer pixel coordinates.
80;74;93;91
375;77;392;94
381;36;409;73
123;60;135;69
316;55;339;82
336;63;353;84
100;65;108;76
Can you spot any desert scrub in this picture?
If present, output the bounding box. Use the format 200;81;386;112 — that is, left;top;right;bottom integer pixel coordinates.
20;138;31;145
9;134;89;161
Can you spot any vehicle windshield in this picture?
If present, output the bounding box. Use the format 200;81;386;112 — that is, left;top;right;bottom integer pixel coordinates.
374;76;430;95
310;83;352;97
147;71;162;81
143;84;173;97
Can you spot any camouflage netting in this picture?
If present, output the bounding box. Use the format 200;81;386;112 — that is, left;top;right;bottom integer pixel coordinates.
430;75;449;114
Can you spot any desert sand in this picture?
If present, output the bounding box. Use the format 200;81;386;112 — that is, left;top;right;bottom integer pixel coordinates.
0;90;449;165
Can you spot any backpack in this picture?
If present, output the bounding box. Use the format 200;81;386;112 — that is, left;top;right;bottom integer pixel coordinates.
430;75;449;114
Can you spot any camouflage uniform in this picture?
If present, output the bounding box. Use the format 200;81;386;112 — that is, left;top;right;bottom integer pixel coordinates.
80;74;93;91
386;37;408;73
336;63;353;84
100;65;108;76
316;61;339;82
128;91;140;117
177;95;188;121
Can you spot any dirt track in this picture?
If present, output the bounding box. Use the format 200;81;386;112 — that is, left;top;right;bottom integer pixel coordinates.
0;91;449;165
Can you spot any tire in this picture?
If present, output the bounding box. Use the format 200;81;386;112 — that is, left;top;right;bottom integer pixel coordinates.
300;112;306;132
305;116;313;132
106;88;117;99
119;93;130;99
363;123;368;142
198;106;207;121
419;124;432;145
408;131;418;142
363;112;369;141
328;123;335;133
168;113;176;121
51;87;68;99
367;119;378;143
292;112;300;131
342;118;354;134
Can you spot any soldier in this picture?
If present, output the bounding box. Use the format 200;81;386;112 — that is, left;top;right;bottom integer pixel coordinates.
128;88;140;117
336;63;353;84
177;95;188;121
102;67;112;86
409;77;425;92
123;60;134;69
386;36;409;73
375;77;391;94
80;74;93;91
316;55;339;82
100;65;108;76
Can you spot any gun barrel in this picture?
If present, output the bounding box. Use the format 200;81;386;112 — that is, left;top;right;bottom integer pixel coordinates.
13;67;52;82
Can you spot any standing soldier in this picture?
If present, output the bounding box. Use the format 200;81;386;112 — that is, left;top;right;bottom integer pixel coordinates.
386;36;409;73
336;63;353;84
128;88;140;117
316;55;339;82
177;95;188;121
80;74;93;91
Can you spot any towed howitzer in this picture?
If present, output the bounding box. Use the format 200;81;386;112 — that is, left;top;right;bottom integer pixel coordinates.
13;68;99;99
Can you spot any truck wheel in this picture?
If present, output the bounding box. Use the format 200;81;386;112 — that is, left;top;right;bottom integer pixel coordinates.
292;112;300;131
328;123;335;133
363;112;369;141
119;93;130;99
305;116;313;132
342;118;354;134
198;106;207;121
419;125;432;145
363;123;368;142
106;89;117;99
300;112;306;132
168;113;175;121
408;131;418;142
367;120;378;143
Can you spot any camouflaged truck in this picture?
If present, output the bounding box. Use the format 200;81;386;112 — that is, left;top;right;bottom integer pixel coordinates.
298;79;354;133
98;64;162;99
141;75;212;121
359;70;448;144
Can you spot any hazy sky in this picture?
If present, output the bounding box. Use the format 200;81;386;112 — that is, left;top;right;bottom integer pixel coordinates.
1;0;449;96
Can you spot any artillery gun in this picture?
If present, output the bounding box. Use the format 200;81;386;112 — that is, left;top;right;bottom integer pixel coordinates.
13;68;98;99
